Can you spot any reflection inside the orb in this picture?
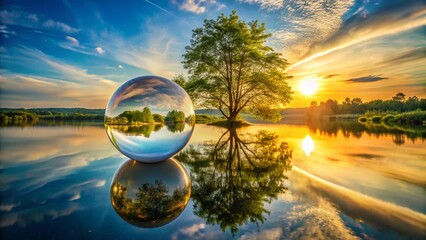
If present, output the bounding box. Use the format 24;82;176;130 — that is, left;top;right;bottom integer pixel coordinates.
302;135;314;157
106;123;194;162
110;158;191;228
104;75;195;163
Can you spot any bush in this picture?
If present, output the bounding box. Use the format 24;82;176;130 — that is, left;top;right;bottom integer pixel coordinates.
381;114;395;123
371;116;382;123
358;116;367;122
394;110;426;124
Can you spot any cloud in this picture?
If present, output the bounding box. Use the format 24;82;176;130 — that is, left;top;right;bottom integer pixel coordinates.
65;36;79;46
381;46;426;65
323;74;339;79
118;64;124;69
93;26;183;77
239;0;284;10
27;14;38;22
95;47;105;54
239;228;283;240
43;19;79;33
180;0;206;14
269;0;355;63
345;75;388;83
0;47;119;108
289;0;426;69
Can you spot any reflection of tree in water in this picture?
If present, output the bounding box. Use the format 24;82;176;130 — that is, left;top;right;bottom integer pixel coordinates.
166;122;185;133
108;123;188;136
307;120;426;145
176;128;292;235
111;180;189;227
109;124;161;137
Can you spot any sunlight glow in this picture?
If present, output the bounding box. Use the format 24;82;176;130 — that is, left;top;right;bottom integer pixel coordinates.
302;135;314;157
299;76;318;96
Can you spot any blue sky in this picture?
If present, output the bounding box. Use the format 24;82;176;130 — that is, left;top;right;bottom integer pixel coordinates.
0;0;425;108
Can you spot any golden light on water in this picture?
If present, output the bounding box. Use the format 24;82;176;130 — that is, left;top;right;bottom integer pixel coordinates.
302;135;314;157
299;75;318;96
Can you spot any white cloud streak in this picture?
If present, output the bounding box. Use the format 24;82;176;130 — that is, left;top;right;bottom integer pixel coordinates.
65;36;79;46
43;19;79;33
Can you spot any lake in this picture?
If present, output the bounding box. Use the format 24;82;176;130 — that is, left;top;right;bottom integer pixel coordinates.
0;121;425;239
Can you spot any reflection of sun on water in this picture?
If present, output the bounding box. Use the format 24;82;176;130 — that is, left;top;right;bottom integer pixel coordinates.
300;75;318;96
302;135;314;157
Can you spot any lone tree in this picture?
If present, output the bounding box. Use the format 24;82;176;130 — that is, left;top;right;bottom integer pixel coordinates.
182;11;292;123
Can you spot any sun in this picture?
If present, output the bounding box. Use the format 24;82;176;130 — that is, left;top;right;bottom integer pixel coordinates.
299;76;318;96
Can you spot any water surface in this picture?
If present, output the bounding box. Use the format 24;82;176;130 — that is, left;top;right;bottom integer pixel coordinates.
0;121;425;239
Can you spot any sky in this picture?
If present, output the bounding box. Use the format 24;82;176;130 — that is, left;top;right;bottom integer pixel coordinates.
0;0;425;108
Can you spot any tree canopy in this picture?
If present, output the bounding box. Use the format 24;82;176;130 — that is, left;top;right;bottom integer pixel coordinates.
182;11;292;122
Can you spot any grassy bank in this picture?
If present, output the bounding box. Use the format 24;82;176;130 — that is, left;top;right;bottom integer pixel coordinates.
358;110;426;125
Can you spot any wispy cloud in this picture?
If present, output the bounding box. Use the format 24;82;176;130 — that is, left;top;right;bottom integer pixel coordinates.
323;74;339;79
289;0;426;69
268;0;355;63
42;19;79;33
346;75;388;83
65;36;79;46
0;9;79;34
94;25;183;77
0;47;119;108
239;0;284;10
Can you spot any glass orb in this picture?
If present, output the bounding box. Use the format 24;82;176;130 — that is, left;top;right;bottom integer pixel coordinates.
110;159;191;228
105;75;195;163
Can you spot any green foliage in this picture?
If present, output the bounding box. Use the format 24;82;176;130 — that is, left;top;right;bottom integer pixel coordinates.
166;122;185;133
115;108;155;124
111;181;189;226
393;110;426;125
182;11;292;122
371;116;382;123
381;114;395;123
195;114;220;123
306;93;426;121
152;114;165;123
165;110;185;122
175;128;292;235
171;74;186;89
108;125;156;138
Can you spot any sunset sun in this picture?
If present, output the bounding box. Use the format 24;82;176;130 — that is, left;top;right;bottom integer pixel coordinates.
299;76;318;96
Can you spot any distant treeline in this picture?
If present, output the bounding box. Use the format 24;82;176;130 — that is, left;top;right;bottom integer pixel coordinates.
0;108;104;124
105;108;189;125
306;93;426;120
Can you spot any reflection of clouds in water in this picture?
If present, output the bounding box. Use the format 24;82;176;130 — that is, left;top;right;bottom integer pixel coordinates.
239;228;283;240
286;200;357;240
0;203;81;228
0;126;123;228
0;126;119;193
288;167;426;239
179;223;206;236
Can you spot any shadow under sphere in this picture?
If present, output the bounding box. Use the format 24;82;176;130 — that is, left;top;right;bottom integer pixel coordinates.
110;158;191;228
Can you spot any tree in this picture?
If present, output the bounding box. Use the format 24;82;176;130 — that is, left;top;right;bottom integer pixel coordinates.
165;110;185;122
392;92;406;102
182;11;292;123
171;74;186;89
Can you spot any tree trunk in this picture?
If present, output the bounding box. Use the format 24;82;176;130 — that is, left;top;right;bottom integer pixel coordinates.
228;111;238;122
